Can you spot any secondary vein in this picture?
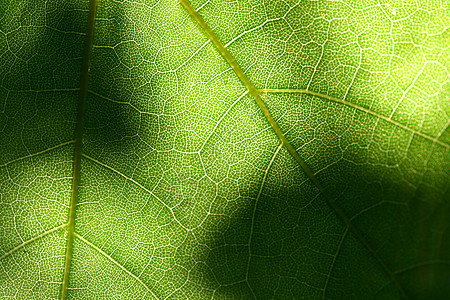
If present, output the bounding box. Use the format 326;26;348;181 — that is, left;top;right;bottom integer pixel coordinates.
258;88;450;150
0;224;68;261
81;153;190;232
60;0;98;299
74;233;160;299
0;141;75;168
245;142;283;298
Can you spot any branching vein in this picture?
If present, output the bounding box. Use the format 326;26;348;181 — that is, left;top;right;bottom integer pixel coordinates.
0;224;68;261
74;232;159;299
258;88;449;150
322;227;348;299
82;154;189;231
0;141;75;168
245;142;283;299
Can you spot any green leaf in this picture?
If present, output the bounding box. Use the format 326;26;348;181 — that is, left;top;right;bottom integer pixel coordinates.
1;0;449;299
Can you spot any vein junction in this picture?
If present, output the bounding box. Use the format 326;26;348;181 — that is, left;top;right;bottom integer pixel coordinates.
258;89;449;150
0;224;68;261
179;0;409;297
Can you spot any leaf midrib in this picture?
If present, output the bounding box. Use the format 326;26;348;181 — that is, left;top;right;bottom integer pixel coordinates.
179;0;407;298
60;0;98;299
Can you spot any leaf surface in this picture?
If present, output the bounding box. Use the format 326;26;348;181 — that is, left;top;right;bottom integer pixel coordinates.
1;0;449;299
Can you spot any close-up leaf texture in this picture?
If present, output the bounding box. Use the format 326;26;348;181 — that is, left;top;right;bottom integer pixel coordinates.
0;0;449;299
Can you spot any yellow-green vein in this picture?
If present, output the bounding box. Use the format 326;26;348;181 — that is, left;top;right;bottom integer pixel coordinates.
60;0;98;299
0;141;75;168
82;153;190;232
258;88;450;150
179;0;407;297
322;227;348;300
0;224;68;261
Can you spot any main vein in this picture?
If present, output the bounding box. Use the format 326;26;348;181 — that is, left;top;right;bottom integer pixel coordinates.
178;0;318;183
179;0;407;297
60;0;98;299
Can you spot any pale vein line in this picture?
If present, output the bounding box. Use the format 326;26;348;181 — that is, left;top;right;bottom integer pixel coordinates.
87;89;160;118
81;154;189;231
389;63;425;119
245;142;283;299
394;260;450;275
258;88;450;150
436;120;450;140
74;232;159;299
224;2;300;48
179;1;408;297
199;90;248;152
224;18;277;48
88;89;131;104
0;141;75;168
0;224;68;261
174;39;211;71
321;227;348;300
374;259;450;298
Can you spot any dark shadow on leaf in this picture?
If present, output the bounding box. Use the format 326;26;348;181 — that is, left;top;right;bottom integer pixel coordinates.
200;153;450;299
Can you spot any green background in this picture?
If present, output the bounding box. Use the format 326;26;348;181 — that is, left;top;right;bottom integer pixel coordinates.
0;0;449;298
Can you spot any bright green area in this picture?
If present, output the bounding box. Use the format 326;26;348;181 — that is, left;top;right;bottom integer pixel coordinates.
0;0;449;299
